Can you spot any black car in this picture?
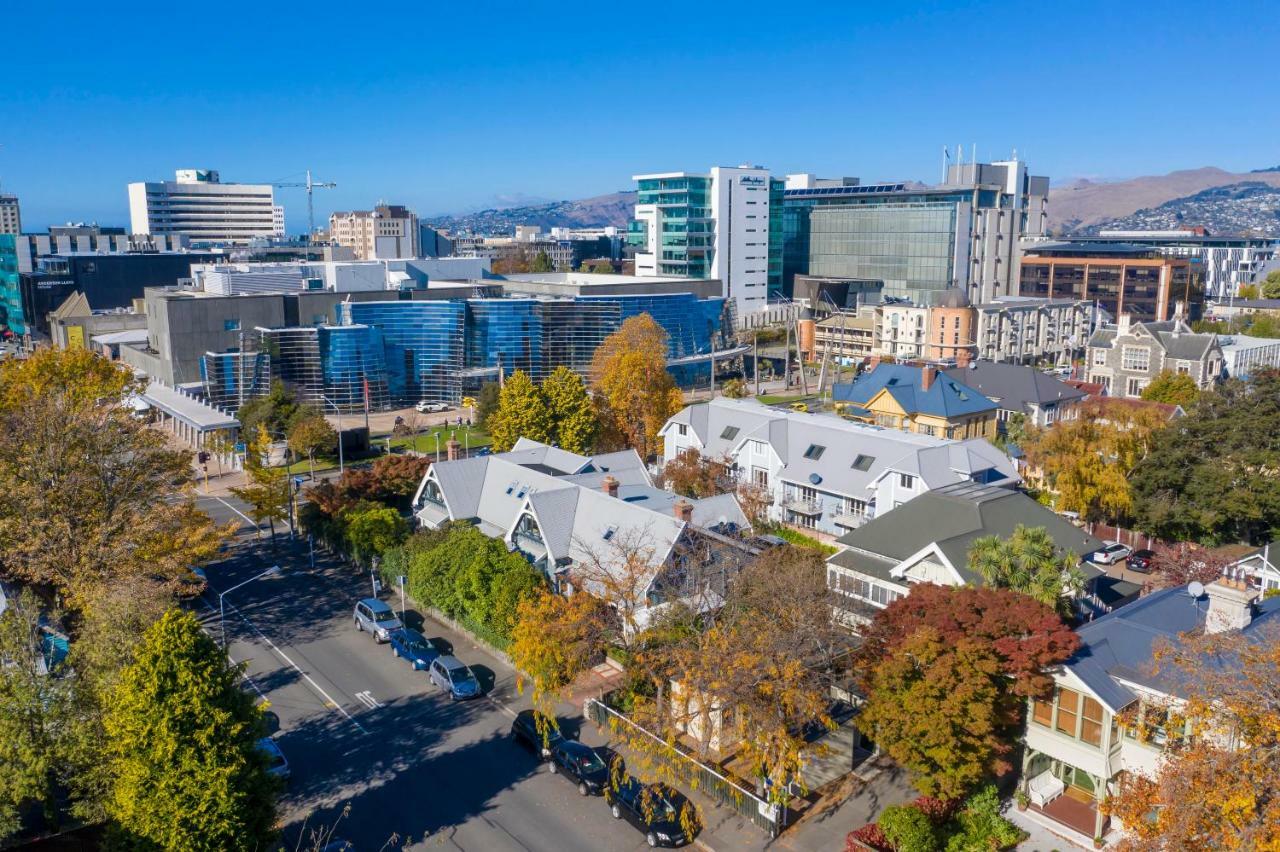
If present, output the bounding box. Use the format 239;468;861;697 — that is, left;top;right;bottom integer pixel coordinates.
511;709;563;759
548;740;610;796
1128;549;1156;573
605;777;691;847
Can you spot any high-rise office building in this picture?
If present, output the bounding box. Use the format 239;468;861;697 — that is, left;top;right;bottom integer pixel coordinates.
0;191;20;235
329;205;420;260
631;165;771;315
128;169;282;245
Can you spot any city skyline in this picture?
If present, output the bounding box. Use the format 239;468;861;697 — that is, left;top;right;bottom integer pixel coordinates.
6;0;1278;232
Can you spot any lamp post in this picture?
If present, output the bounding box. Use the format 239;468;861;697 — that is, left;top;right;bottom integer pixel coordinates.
319;395;345;475
219;565;282;649
370;555;381;598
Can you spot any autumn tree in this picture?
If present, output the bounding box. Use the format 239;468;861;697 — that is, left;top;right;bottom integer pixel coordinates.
1131;370;1280;545
1105;620;1280;848
590;260;614;274
487;369;552;451
341;501;409;565
660;448;729;498
1140;370;1200;408
590;313;685;459
1146;541;1238;591
540;365;597;453
288;412;337;479
1238;283;1260;300
0;348;229;610
1023;397;1167;525
231;424;292;547
966;525;1084;615
510;591;609;721
103;610;278;850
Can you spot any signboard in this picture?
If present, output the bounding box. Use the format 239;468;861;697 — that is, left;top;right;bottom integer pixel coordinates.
66;326;85;350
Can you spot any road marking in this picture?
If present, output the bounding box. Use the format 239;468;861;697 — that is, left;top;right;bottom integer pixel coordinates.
213;496;262;531
354;690;384;709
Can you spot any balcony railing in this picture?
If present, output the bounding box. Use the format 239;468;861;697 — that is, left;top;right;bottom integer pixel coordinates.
784;496;823;516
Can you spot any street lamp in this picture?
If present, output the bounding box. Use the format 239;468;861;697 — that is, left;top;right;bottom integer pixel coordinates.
370;555;381;599
219;565;282;649
319;395;345;475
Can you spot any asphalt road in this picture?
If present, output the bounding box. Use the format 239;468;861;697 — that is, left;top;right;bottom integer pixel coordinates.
192;494;656;852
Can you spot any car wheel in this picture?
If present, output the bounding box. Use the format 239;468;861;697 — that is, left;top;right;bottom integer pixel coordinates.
548;761;558;774
578;781;588;796
611;804;621;819
354;618;362;632
646;831;658;848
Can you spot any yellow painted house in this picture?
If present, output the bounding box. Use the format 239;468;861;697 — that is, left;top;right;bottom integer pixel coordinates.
833;364;997;440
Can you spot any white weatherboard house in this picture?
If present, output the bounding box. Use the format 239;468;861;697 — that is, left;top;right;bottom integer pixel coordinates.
412;439;752;630
658;398;1018;536
1020;579;1279;844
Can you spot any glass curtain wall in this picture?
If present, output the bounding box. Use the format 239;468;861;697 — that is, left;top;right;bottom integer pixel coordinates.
319;325;389;412
809;203;958;302
340;301;466;406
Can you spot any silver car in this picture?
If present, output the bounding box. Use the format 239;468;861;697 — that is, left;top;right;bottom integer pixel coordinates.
353;597;402;643
257;737;290;780
1090;541;1133;565
429;655;482;700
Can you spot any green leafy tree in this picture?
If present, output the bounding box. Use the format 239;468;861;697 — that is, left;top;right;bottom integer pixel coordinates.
1132;369;1280;545
231;425;292;547
590;260;614;274
540;366;597;453
103;610;278;850
474;382;501;428
342;501;409;564
1141;370;1200;408
577;260;593;273
236;379;302;438
1238;284;1260;300
944;786;1024;851
966;525;1083;615
488;370;552;451
721;377;747;399
0;590;77;838
1249;312;1280;338
530;250;554;273
879;803;940;852
287;413;337;479
1262;270;1280;299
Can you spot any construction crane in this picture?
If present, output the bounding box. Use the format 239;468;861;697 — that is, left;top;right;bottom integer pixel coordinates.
273;170;336;237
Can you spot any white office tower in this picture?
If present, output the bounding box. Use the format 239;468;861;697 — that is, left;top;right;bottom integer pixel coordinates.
0;190;20;235
128;169;280;245
632;164;770;314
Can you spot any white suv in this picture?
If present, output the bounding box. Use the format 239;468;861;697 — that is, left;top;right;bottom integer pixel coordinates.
415;401;451;413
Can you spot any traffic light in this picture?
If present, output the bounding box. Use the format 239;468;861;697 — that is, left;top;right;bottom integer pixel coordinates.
197;451;210;464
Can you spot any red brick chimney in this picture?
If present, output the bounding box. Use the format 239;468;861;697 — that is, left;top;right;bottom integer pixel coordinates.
673;498;694;523
921;365;936;391
602;475;619;498
446;439;461;461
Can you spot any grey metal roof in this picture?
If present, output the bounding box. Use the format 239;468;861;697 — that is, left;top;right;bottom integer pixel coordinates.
944;363;1088;413
831;481;1103;586
140;381;239;431
1088;320;1218;362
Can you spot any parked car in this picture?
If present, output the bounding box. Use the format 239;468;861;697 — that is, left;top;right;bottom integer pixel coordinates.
388;628;440;670
511;709;563;758
605;777;691;847
415;400;451;413
549;740;611;796
428;655;481;700
257;737;290;780
1128;549;1157;573
353;598;402;643
1089;541;1133;565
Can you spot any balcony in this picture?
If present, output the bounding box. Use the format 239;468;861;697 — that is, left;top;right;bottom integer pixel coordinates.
832;510;868;530
784;496;823;516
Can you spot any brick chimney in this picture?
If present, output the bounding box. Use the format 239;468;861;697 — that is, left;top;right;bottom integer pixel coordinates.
446;438;461;461
602;475;619;498
1205;574;1258;634
868;355;881;372
673;498;694;523
921;365;936;391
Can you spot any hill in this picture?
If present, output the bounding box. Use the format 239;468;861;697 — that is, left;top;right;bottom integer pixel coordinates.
1080;182;1280;237
1049;167;1280;234
425;191;636;235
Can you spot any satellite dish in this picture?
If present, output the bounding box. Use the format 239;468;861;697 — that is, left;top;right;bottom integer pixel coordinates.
1188;581;1206;598
809;473;822;485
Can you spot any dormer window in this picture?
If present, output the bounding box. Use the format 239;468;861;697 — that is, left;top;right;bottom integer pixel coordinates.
852;454;875;471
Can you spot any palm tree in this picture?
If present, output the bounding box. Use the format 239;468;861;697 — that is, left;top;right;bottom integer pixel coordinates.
968;525;1082;615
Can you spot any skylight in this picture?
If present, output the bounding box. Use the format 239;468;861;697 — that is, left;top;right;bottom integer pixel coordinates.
803;444;826;460
720;426;740;440
602;526;617;541
851;454;875;471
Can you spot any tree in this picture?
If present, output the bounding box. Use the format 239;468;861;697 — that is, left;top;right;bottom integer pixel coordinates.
530;250;554;273
474;381;501;429
1003;412;1030;448
0;348;230;610
510;591;609;719
231;425;292;547
540;366;597;453
879;802;940;852
1104;620;1280;848
1238;283;1260;300
1140;370;1200;408
236;379;302;438
487;370;552;452
1146;541;1240;591
590;314;685;459
342;501;409;565
590;261;614;274
1023;398;1167;525
661;448;727;498
721;377;747;399
577;260;594;273
103;610;278;850
0;590;78;838
966;525;1083;615
1262;269;1280;299
288;413;337;479
1131;370;1280;545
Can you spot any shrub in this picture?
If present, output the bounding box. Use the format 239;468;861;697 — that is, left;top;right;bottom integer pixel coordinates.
847;823;890;852
879;804;940;852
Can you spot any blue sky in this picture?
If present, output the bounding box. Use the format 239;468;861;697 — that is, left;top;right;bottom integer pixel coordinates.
6;0;1277;231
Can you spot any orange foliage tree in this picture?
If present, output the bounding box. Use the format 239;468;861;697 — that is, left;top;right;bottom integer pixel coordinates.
590;314;684;459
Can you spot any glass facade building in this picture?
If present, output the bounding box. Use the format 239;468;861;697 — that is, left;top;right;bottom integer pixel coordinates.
201;349;270;411
0;235;24;337
808;203;960;303
320;325;389;412
339;301;466;407
635;176;713;278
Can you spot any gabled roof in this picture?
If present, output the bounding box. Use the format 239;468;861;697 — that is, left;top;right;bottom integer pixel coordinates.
828;481;1103;586
50;290;91;320
1088;319;1219;362
833;364;997;419
943;363;1087;413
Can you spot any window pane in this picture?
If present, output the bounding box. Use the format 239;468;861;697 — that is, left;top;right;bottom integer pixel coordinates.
1032;699;1053;727
1081;696;1103;746
1056;688;1080;736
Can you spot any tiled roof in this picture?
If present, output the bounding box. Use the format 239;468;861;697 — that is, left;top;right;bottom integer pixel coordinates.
834;364;998;419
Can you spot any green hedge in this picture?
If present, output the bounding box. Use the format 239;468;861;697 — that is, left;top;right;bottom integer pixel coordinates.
765;524;838;555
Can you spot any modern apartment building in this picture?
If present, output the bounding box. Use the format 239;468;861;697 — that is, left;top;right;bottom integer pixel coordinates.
875;301;930;360
777;159;1049;304
128;169;283;245
1018;242;1203;322
328;205;420;260
631;165;771;315
973;296;1094;365
0;191;20;235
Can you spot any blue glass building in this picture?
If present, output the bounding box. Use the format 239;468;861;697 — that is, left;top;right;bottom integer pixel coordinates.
339;301;465;406
320;325;389;412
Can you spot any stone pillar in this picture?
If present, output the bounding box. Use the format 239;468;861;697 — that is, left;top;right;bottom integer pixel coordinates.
446;439;461;461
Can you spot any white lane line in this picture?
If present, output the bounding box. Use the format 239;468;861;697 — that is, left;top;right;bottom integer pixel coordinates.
213;496;262;531
202;591;368;735
354;690;384;709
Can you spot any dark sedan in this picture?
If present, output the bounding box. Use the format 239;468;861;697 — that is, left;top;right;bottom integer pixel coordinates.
511;709;563;758
548;740;610;796
1128;549;1156;573
605;777;692;847
388;628;440;671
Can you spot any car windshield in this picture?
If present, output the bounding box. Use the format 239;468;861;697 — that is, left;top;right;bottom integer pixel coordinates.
449;666;474;684
407;637;432;655
576;751;606;773
646;790;677;818
373;610;399;624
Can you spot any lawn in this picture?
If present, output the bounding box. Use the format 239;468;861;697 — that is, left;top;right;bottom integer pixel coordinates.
755;393;819;406
389;424;491;454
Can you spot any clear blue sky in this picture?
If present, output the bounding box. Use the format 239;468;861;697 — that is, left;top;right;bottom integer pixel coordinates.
7;0;1277;232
